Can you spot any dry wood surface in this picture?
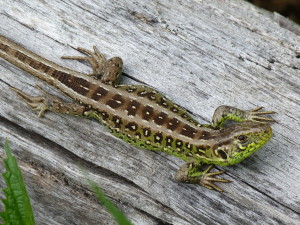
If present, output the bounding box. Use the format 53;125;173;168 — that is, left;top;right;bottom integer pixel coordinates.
0;0;300;224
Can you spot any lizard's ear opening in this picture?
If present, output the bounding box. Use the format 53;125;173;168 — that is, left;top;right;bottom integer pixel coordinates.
217;149;227;159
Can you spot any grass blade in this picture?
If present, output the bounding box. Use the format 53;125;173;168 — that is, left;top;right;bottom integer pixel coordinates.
86;177;133;225
0;140;35;225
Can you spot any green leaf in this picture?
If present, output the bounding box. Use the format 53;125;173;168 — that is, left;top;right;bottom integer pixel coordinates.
86;177;133;225
0;140;35;225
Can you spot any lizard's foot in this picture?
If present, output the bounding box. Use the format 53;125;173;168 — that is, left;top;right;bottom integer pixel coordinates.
62;46;123;84
11;85;86;118
175;162;230;192
212;105;276;127
62;46;106;77
246;107;276;123
11;85;51;117
199;165;230;192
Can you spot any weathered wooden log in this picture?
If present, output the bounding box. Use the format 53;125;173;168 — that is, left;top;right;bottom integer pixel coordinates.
0;0;299;224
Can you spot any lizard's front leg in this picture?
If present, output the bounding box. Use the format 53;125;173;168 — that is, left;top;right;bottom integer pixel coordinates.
174;161;230;192
61;46;123;85
212;105;276;128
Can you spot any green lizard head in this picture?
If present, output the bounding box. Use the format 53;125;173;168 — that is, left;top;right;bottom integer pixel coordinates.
209;122;272;166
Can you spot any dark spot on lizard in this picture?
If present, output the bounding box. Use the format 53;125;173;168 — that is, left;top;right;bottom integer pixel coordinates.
153;112;168;126
143;127;151;137
167;118;180;131
91;86;109;101
107;94;125;109
154;132;163;144
142;105;154;120
125;122;138;131
165;136;173;147
180;125;197;138
112;115;123;128
127;100;141;116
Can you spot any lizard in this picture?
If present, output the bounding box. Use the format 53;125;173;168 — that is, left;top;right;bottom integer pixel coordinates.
0;35;275;191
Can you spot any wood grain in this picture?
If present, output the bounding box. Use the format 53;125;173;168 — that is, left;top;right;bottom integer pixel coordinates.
0;0;300;224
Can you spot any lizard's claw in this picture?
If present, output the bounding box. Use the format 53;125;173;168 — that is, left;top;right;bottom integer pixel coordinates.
11;85;49;117
61;46;106;77
200;166;230;192
247;107;276;123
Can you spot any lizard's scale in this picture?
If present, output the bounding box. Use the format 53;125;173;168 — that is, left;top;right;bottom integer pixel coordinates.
0;35;275;191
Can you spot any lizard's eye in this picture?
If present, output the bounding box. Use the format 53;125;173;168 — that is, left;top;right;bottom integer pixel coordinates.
237;135;248;143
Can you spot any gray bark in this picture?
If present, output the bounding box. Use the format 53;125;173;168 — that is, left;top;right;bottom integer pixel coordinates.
0;0;299;224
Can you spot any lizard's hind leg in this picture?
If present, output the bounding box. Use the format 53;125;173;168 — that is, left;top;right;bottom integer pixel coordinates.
11;85;87;118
